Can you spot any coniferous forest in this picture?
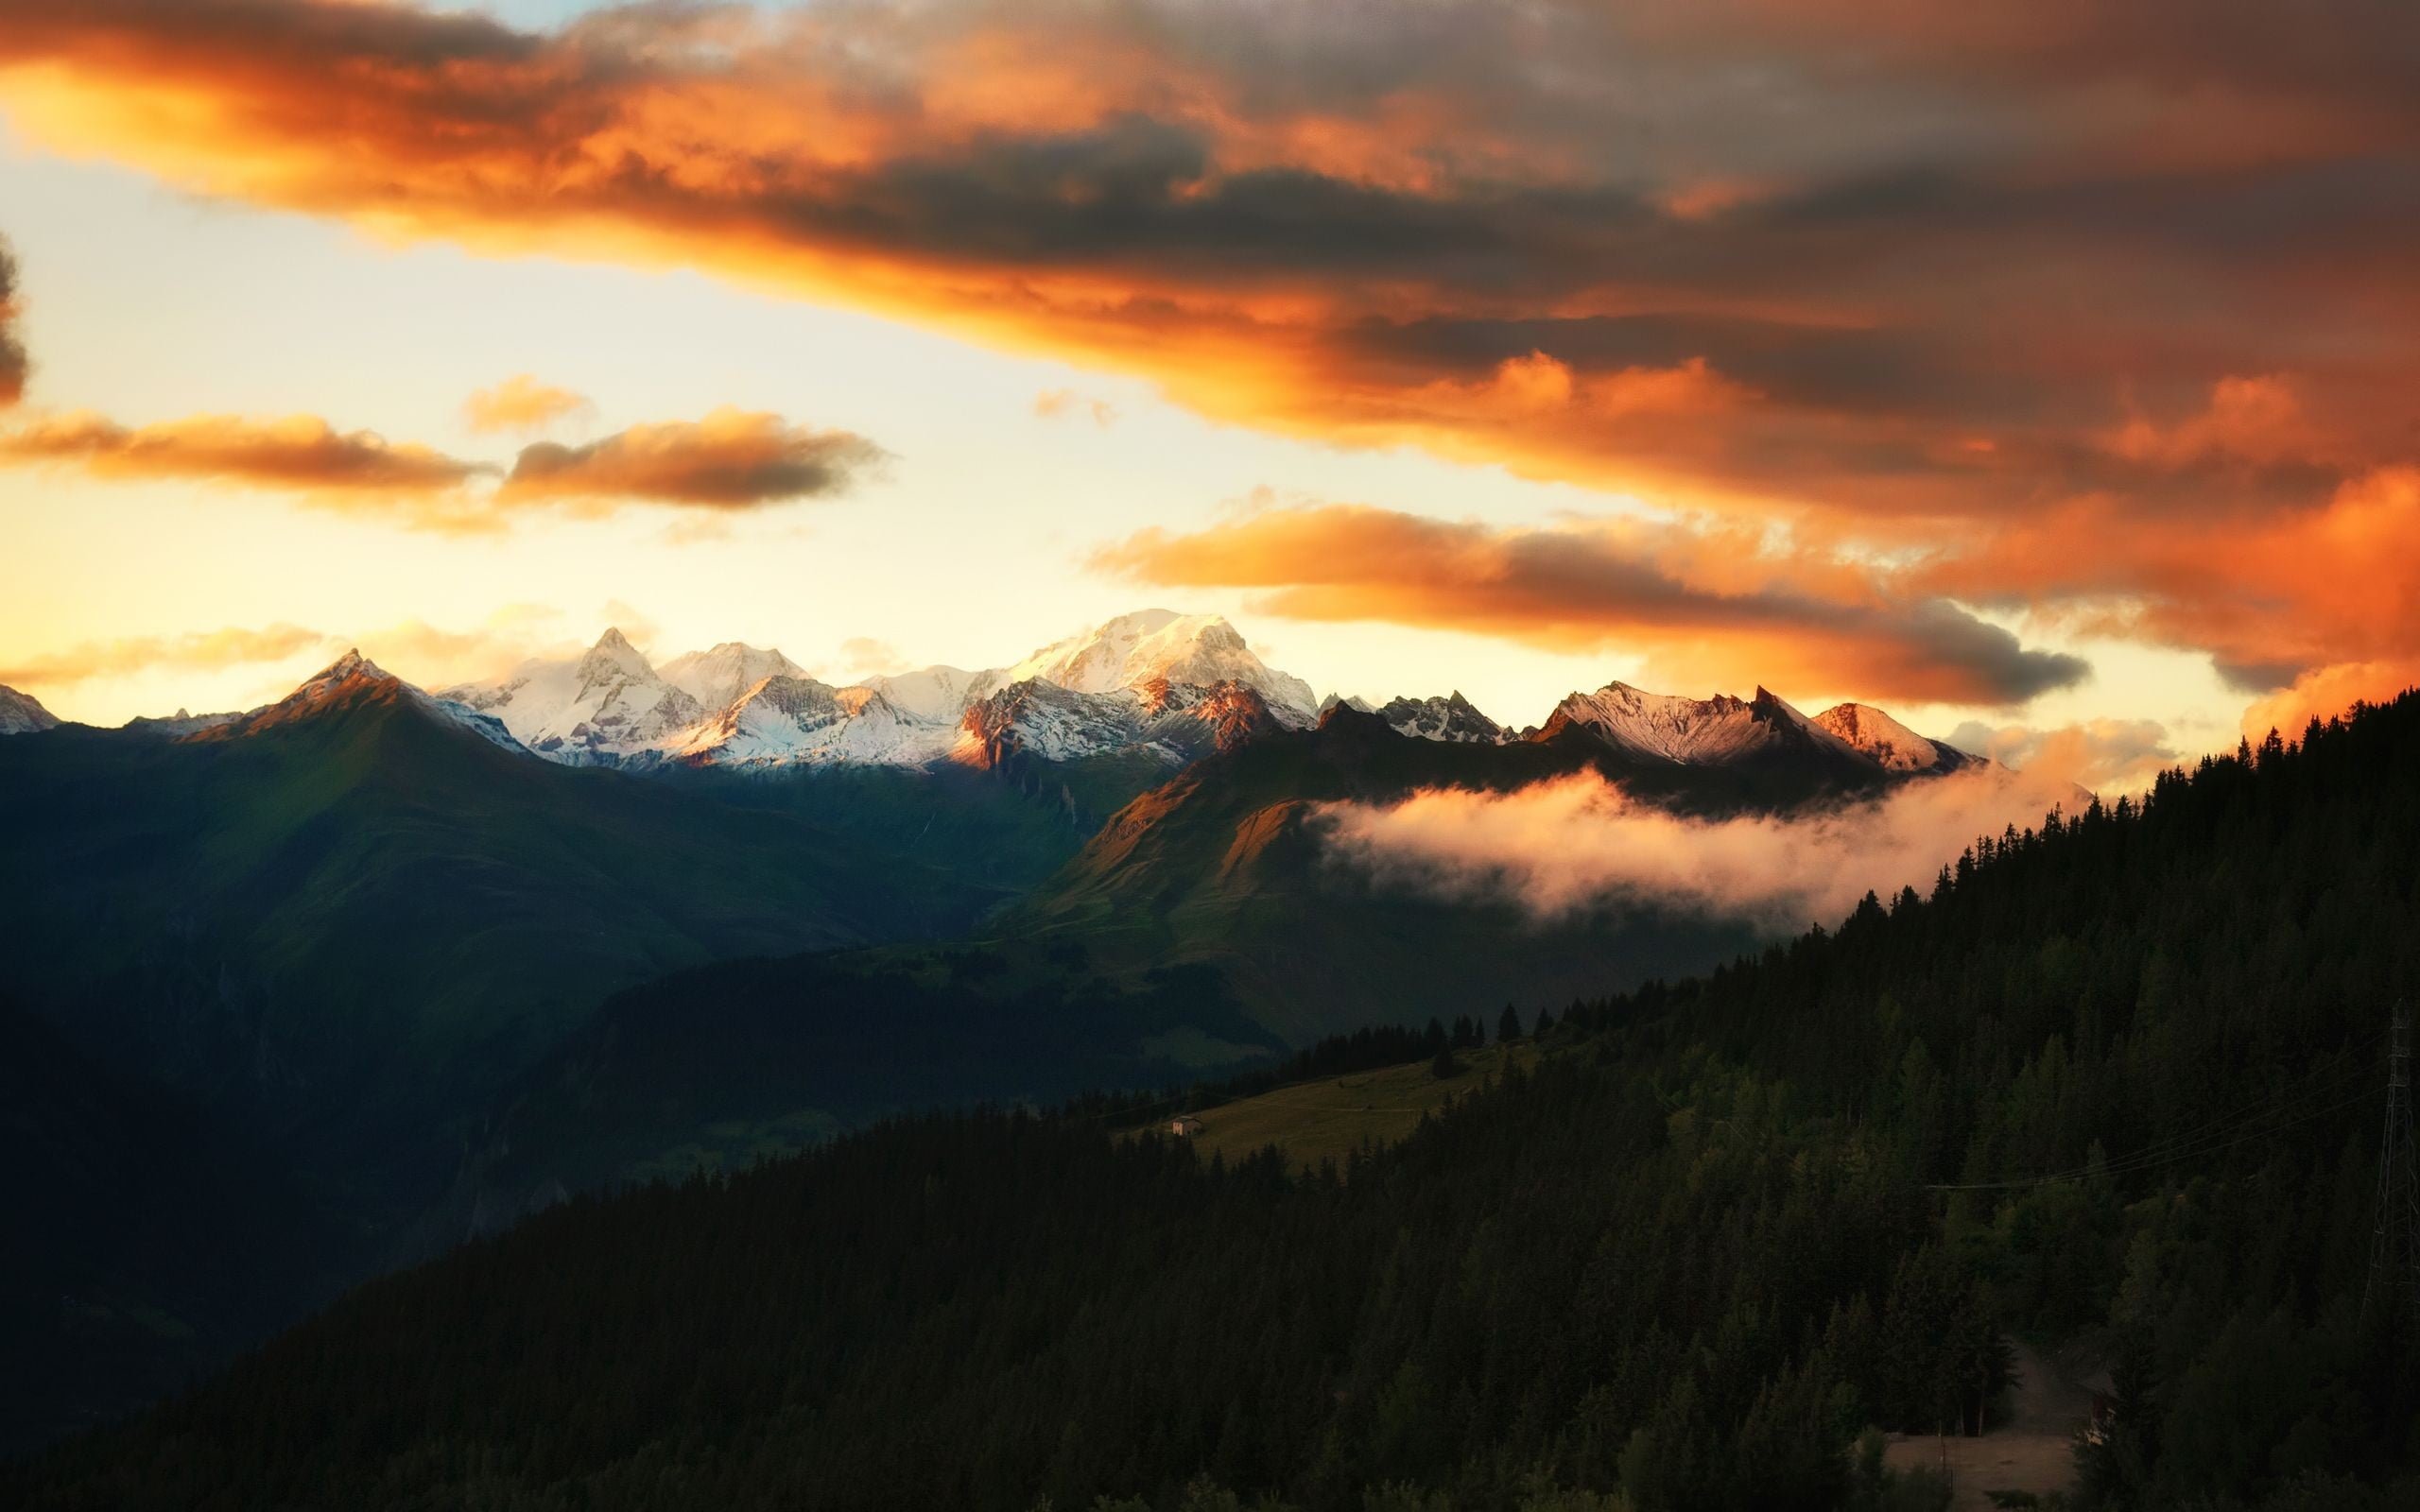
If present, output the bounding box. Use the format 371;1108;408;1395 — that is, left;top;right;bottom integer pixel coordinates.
10;696;2420;1511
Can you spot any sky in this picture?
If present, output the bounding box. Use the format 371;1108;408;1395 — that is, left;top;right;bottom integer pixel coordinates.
0;1;2412;795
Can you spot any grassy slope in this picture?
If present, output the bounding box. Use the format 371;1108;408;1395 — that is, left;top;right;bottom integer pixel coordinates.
1168;1040;1542;1173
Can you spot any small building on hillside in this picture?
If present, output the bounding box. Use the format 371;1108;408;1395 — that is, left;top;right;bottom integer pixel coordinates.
1168;1116;1206;1138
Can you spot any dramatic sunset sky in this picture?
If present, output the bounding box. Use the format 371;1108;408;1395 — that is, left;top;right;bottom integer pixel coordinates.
1;0;2413;791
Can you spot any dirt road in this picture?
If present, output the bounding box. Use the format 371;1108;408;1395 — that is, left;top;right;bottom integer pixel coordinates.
1881;1340;2089;1509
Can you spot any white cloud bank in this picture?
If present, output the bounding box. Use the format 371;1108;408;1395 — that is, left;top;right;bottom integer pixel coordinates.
1317;765;2089;934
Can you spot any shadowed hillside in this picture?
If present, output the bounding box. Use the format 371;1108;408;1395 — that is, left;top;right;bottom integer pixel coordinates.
16;696;2415;1509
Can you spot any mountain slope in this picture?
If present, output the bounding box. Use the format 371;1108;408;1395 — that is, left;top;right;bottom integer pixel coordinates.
1003;708;1778;1042
0;655;1005;1176
1813;701;1978;772
21;696;2416;1512
0;680;58;733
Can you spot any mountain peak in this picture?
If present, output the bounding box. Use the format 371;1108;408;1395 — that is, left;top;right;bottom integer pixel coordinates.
577;627;658;686
659;642;810;712
1813;702;1968;773
0;681;60;735
1375;690;1507;744
1547;679;1839;765
1006;609;1316;724
302;648;393;690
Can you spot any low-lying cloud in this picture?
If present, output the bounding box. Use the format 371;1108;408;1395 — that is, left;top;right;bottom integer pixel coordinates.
0;623;332;688
1319;766;2089;934
0;605;620;705
1944;718;2179;797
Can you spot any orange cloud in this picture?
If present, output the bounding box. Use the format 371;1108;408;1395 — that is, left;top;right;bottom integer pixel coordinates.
1094;503;2086;705
464;375;593;435
2238;662;2420;742
1929;465;2420;691
0;623;331;687
0;402;887;532
0;408;496;525
0;233;25;406
1034;388;1118;427
2105;375;2333;470
1943;717;2179;796
1;0;2409;525
497;408;886;509
0;0;2414;693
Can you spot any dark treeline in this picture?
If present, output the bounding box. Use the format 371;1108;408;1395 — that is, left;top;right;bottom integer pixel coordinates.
11;697;2420;1512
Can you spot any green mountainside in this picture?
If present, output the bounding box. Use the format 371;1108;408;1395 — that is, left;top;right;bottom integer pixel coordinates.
0;689;1001;1172
0;678;1063;1439
19;696;2415;1509
439;708;1813;1211
1005;708;1805;1041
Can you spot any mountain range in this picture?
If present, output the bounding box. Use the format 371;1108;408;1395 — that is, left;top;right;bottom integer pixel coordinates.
2;607;1996;793
0;606;2050;1449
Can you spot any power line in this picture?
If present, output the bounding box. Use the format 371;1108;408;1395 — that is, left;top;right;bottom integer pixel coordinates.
2366;1001;2420;1320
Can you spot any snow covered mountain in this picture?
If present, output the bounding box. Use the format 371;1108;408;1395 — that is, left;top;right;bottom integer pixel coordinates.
1538;679;1984;785
441;629;703;765
1811;702;1978;772
1004;610;1318;728
1373;692;1507;745
1541;681;1848;766
657;643;813;712
658;676;954;769
434;611;1316;774
109;612;1985;797
856;665;1005;726
954;676;1282;771
196;650;527;753
0;683;59;734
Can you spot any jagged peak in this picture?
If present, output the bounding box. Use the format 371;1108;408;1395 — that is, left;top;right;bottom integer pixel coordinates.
304;647;392;686
577;627;657;685
1374;690;1507;744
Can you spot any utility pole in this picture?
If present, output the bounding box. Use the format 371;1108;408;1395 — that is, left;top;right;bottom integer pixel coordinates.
2368;1002;2420;1321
